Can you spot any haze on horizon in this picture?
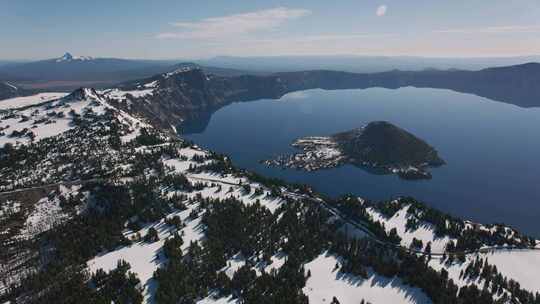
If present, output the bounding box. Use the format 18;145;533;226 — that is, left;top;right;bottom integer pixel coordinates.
1;0;540;60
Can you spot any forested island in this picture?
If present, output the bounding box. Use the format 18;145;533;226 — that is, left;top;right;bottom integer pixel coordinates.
263;121;445;180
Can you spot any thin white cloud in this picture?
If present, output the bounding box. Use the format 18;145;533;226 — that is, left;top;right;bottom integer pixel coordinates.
376;5;387;17
157;7;311;39
435;25;540;34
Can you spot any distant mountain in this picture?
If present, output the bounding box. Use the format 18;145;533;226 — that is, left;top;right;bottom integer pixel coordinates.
200;55;540;73
0;53;177;83
54;52;93;62
170;62;268;77
4;53;539;86
215;62;540;108
0;55;265;92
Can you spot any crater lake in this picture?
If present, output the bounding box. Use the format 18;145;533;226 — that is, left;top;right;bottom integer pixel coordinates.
183;87;540;237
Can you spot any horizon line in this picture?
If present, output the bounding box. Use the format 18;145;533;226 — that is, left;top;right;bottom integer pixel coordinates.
3;53;540;62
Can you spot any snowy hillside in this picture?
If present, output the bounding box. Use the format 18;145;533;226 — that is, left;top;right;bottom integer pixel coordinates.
0;92;68;110
303;252;432;304
1;78;539;304
0;88;148;149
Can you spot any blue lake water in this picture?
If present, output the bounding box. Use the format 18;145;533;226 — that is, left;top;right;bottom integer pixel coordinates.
184;88;540;237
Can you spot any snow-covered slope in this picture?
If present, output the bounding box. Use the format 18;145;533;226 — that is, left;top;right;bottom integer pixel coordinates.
87;145;286;301
0;92;68;110
429;249;540;294
304;253;432;304
1;81;539;304
367;205;453;253
364;201;540;300
0;88;150;148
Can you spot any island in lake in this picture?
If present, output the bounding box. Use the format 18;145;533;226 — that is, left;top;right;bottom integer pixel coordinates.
263;121;445;180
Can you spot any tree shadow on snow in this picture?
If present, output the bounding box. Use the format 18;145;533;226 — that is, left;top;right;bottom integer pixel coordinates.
327;252;432;304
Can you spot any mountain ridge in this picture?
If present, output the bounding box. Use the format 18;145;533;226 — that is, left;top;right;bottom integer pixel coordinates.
4;61;540;131
200;55;540;73
0;53;177;85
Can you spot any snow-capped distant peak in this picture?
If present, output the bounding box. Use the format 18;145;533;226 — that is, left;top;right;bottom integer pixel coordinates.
56;52;93;62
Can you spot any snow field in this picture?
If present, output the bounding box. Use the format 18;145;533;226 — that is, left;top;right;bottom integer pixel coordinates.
0;93;68;110
367;206;453;253
88;201;205;303
303;252;432;304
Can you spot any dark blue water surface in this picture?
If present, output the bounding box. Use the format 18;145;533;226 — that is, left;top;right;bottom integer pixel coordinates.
184;88;540;236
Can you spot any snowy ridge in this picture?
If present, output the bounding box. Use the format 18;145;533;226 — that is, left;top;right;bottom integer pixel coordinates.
365;202;540;299
164;66;197;78
0;89;104;147
0;92;68;110
367;205;454;253
0;87;159;294
367;199;536;253
100;78;161;105
102;88;155;101
0;87;151;148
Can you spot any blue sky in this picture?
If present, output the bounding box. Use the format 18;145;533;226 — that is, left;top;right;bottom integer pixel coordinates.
2;0;540;59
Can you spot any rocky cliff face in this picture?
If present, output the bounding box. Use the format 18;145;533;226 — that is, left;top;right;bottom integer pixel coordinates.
111;68;291;130
269;63;540;108
125;69;228;129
